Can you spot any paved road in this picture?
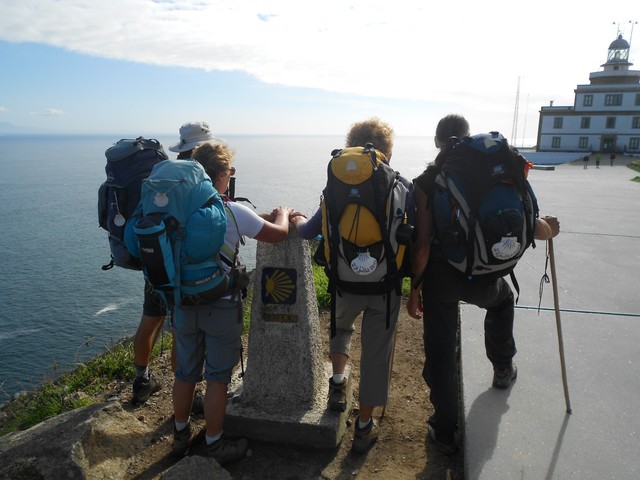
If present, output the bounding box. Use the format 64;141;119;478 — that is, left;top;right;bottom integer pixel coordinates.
461;159;640;480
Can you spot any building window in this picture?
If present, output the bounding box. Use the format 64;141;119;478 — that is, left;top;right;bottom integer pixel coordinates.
604;94;623;106
581;117;591;129
551;137;561;148
606;117;616;129
553;117;563;129
579;137;589;148
630;138;640;151
632;117;640;129
583;95;593;107
636;94;640;106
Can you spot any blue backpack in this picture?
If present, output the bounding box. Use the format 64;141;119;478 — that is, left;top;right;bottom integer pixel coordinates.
124;160;228;324
421;132;539;285
98;137;168;270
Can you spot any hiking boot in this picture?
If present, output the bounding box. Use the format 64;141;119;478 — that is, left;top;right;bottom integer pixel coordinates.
132;375;161;404
492;362;518;389
203;436;249;465
351;418;379;454
172;423;193;457
328;378;347;412
428;424;459;456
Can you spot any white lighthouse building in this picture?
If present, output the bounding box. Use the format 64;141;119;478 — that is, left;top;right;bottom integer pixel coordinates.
536;34;640;154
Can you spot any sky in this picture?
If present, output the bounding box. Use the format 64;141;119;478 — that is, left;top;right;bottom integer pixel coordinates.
0;0;638;142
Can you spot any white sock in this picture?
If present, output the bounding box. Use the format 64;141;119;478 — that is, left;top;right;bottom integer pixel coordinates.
358;417;371;429
174;418;190;432
332;373;345;384
206;432;223;445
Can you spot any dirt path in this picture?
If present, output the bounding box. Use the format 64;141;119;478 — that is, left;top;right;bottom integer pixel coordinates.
120;300;464;479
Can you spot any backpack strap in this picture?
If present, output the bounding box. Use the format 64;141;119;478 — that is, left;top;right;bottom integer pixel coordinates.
365;144;401;330
324;157;341;339
510;271;521;304
221;201;242;266
170;225;185;327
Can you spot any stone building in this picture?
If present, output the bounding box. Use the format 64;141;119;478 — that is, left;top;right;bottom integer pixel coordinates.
537;33;640;154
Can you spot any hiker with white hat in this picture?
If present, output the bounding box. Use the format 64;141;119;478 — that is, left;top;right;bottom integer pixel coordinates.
169;121;217;158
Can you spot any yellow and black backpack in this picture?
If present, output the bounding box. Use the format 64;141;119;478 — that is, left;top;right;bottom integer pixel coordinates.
316;143;411;337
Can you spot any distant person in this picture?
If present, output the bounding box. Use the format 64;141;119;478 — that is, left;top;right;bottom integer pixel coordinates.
292;117;414;454
610;153;616;166
170;140;294;464
596;155;600;168
132;121;215;405
583;155;589;169
407;114;561;455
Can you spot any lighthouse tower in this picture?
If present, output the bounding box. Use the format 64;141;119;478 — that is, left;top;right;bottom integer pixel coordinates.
591;34;638;83
536;33;640;154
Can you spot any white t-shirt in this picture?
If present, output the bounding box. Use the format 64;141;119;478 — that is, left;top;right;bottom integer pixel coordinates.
222;201;265;272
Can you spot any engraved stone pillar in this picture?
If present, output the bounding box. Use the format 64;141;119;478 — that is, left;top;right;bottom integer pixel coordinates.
224;229;352;448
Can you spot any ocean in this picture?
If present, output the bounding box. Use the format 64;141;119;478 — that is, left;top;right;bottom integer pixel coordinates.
0;133;437;403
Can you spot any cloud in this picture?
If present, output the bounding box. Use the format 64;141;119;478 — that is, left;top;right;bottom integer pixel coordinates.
0;0;638;111
0;107;8;113
31;108;65;117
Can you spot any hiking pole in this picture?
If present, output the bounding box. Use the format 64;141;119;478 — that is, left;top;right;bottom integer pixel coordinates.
548;238;572;414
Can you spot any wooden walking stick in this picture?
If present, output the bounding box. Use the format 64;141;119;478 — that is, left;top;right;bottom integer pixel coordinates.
548;238;572;414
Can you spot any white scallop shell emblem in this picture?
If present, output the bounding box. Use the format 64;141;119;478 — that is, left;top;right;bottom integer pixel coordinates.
154;192;169;207
351;251;377;276
491;237;520;260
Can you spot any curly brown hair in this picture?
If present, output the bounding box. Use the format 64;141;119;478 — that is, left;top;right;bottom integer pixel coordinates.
345;117;394;160
192;141;234;180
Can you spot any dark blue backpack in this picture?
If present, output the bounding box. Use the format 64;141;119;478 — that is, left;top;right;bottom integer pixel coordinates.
98;137;168;270
124;160;228;325
429;132;539;283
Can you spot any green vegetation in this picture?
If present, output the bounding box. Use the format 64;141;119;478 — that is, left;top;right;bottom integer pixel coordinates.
312;263;331;310
629;160;640;182
0;334;171;436
629;159;640;171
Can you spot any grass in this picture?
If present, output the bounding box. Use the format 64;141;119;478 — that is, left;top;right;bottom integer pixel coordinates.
0;250;412;437
0;333;171;436
629;160;640;182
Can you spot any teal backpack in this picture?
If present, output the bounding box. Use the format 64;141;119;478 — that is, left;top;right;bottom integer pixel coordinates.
125;159;228;325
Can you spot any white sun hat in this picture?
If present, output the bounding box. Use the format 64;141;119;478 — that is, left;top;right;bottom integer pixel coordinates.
168;121;216;153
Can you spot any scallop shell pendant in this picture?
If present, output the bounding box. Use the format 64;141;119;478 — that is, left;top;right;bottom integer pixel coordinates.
154;192;169;207
113;214;126;227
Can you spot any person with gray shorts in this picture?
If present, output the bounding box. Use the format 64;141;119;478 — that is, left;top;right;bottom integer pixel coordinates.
131;121;216;405
169;140;296;465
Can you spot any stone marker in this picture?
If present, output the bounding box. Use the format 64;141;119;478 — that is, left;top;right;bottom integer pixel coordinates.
224;229;352;448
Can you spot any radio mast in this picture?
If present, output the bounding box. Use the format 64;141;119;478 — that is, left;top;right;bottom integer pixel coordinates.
511;76;520;146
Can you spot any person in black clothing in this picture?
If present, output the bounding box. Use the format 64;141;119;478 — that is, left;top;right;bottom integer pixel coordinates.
406;114;560;455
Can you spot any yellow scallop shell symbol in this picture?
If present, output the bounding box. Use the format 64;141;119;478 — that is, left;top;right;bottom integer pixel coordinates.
265;269;295;303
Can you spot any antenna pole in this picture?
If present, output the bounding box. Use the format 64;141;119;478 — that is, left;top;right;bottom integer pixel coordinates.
521;94;530;148
511;76;520;146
